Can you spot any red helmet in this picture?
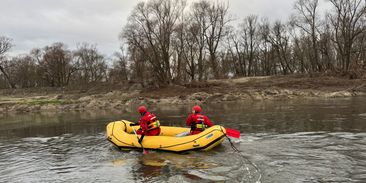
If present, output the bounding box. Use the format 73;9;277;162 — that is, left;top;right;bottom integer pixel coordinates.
138;106;147;114
192;105;202;113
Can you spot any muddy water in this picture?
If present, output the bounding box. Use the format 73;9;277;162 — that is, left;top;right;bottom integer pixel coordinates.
0;97;366;182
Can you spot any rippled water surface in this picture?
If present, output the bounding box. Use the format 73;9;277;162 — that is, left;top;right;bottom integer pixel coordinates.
1;97;366;182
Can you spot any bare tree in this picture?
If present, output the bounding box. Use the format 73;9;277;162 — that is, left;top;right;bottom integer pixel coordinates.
0;36;16;88
2;0;365;89
37;43;75;87
318;21;336;71
355;29;366;70
186;0;211;81
122;0;186;86
293;0;322;72
171;12;187;83
258;18;275;75
204;1;230;79
240;15;260;76
109;46;129;83
268;21;294;75
328;0;366;72
181;21;200;81
122;17;148;85
226;26;244;76
6;55;39;88
73;43;107;84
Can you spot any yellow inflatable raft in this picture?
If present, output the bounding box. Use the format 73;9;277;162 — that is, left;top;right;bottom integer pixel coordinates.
106;120;227;153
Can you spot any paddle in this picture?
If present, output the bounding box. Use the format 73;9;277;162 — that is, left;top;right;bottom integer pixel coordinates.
132;127;149;154
225;128;241;138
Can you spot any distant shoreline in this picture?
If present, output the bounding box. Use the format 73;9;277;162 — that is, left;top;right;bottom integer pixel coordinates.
1;75;365;113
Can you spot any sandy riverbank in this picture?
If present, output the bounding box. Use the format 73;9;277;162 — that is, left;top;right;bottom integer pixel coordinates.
1;75;365;113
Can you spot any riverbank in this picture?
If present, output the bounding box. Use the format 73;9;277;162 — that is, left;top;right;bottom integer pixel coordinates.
1;75;365;113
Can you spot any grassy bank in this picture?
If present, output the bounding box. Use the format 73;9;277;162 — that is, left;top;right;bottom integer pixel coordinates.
1;75;365;113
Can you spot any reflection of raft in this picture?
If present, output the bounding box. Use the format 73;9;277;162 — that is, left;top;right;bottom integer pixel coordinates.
106;120;226;153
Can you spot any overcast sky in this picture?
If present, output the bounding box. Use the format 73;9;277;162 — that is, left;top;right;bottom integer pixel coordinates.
0;0;331;57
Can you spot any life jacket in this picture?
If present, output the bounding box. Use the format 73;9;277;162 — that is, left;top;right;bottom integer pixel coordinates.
145;113;160;131
191;114;208;131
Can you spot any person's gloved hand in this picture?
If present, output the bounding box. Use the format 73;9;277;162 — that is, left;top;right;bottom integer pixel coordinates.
190;123;196;131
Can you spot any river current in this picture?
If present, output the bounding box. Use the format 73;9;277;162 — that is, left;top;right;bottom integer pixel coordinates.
1;97;365;182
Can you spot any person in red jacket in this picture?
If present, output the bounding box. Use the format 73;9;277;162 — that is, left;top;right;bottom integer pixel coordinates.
130;106;161;143
186;105;214;135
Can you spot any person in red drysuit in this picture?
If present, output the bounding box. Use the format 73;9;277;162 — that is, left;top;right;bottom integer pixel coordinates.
130;106;161;143
186;105;214;135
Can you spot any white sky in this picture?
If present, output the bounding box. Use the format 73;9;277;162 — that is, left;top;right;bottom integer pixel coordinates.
0;0;331;57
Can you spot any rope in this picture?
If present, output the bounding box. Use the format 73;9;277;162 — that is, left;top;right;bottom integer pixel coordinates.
220;127;262;183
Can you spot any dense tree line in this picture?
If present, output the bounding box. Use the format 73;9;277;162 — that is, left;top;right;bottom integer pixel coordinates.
0;0;365;89
0;41;123;89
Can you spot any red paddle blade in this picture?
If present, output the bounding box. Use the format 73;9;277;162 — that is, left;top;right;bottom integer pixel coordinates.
143;149;149;154
226;128;240;138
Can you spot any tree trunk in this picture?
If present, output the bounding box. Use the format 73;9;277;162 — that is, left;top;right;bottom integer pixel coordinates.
0;65;16;89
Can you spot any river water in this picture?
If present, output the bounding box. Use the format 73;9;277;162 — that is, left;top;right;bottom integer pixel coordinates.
1;97;366;182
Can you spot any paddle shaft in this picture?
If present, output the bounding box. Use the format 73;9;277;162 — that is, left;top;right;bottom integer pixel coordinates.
132;127;148;154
